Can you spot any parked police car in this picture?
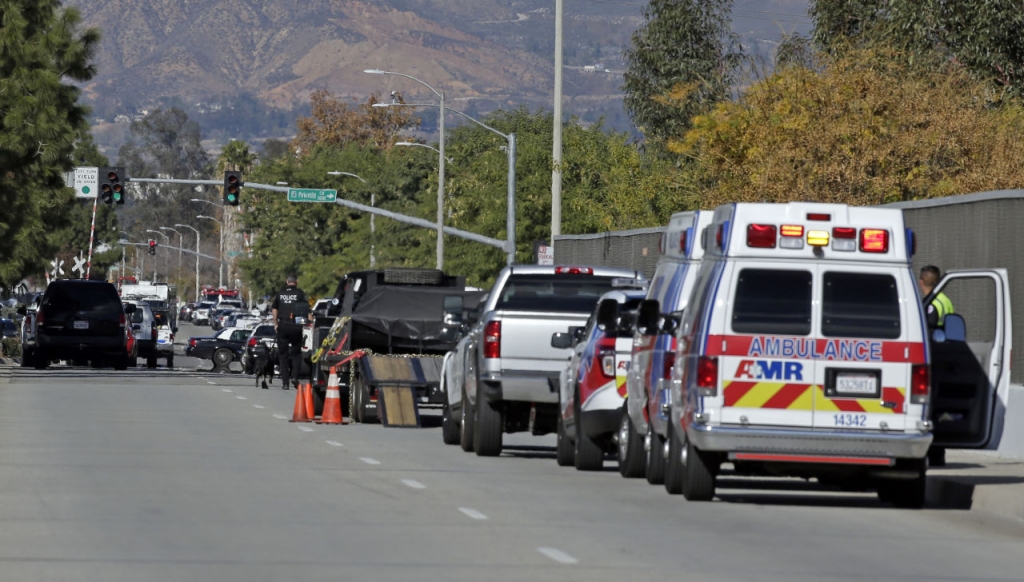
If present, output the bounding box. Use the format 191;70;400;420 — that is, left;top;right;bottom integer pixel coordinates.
636;202;1010;507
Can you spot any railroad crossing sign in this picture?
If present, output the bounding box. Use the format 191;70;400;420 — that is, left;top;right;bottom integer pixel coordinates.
73;166;99;199
287;188;337;203
50;258;65;278
72;256;87;277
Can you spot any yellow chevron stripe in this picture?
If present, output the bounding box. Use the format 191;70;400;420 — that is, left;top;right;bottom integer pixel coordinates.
787;385;815;411
812;386;906;414
731;382;786;408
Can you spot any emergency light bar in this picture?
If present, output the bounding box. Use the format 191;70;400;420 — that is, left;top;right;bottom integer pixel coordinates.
744;223;891;255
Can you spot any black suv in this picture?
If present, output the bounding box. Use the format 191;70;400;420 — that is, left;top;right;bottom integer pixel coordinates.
26;280;132;370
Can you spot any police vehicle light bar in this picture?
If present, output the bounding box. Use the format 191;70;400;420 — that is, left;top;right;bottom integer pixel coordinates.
860;229;889;253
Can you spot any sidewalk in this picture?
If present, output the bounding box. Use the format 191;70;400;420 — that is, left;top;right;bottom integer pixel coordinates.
928;450;1024;522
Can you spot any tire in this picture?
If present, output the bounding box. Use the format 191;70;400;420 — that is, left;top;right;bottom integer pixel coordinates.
645;424;666;485
147;355;158;369
212;348;232;372
351;375;364;424
556;415;575;467
680;433;717;502
20;349;33;368
927;446;946;467
71;358;88;367
473;395;503;457
573;401;604;471
618;411;646;478
34;356;49;370
442;401;461;445
664;426;685;494
113;355;129;371
358;378;375;423
879;462;927;509
166;355;174;369
459;396;476;452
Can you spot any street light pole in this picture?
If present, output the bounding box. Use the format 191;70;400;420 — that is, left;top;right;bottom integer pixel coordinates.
196;215;223;288
175;224;201;302
364;69;446;270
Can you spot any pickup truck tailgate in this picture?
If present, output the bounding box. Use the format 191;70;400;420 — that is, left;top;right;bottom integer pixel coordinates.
496;310;588;373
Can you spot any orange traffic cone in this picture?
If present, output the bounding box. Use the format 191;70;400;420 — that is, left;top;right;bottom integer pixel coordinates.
303;381;318;421
289;382;312;423
318;366;347;425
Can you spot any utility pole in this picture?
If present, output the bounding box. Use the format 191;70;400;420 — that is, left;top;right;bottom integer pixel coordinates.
551;0;564;243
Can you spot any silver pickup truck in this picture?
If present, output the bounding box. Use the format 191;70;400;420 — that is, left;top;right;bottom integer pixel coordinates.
445;265;645;456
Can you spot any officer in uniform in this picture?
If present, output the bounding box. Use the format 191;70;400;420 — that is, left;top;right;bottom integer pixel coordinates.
918;265;955;328
271;274;308;390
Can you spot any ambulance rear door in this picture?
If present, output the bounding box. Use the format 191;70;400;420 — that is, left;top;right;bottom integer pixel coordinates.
928;269;1011;449
811;266;915;431
718;263;816;428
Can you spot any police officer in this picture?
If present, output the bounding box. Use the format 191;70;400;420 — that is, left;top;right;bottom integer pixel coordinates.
918;265;955;328
271;274;308;390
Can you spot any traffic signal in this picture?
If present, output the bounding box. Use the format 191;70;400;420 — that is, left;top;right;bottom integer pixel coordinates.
99;166;126;205
223;171;243;206
148;239;157;255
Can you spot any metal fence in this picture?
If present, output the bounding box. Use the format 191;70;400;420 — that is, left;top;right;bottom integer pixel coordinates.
555;190;1024;382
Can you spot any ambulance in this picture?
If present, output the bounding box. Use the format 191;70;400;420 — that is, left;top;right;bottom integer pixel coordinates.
622;211;713;482
638;202;1011;507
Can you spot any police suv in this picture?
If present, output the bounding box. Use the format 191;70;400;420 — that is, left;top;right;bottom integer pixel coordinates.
638;202;1011;507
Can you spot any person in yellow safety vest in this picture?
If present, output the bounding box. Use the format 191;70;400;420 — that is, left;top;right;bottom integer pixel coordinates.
918;265;955;328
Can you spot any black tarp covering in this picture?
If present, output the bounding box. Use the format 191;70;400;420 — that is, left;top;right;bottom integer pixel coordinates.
350;286;486;344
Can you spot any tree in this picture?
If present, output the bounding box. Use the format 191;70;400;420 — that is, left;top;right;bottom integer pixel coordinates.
622;0;742;149
292;91;418;156
678;48;1024;208
0;0;100;292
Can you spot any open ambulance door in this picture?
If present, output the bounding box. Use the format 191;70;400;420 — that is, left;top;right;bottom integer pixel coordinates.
927;269;1012;450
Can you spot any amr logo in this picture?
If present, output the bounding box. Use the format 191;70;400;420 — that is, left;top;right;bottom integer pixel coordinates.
734;359;803;381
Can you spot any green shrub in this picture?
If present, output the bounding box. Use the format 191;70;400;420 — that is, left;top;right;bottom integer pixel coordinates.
1;337;22;359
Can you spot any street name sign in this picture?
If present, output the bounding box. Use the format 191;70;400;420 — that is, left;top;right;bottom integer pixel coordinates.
73;166;99;198
287;188;337;203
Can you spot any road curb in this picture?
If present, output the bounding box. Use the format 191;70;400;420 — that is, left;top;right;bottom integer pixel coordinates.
0;357;17;367
927;452;1024;524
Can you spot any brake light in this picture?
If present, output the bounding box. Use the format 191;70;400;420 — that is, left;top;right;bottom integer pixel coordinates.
151;327;157;342
697;356;718;396
911;364;929;404
860;229;889;253
597;337;617;378
833;227;856;238
831;227;857;251
715;224;723;249
663;350;676;380
248;338;257;347
189;338;197;348
780;225;803;237
779;225;804;249
555;266;593;275
36;310;45;326
807;213;831;221
484;321;501;358
746;224;776;248
678;230;688;253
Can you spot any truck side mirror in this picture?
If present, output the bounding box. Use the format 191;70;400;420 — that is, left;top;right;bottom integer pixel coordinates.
571;325;586;343
551;332;573;349
636;299;661;336
443;295;465;326
596;298;619;332
123;303;137;314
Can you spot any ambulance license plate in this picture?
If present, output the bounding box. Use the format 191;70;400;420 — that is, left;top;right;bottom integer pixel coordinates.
835;373;877;395
73;320;89;330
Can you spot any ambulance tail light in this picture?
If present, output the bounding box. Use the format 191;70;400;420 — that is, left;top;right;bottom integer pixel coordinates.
832;227;857;252
807;213;831;221
697;356;718;396
484;321;501;358
806;230;830;246
555;266;593;275
911;364;929;404
746;224;776;248
779;225;804;249
860;229;889;253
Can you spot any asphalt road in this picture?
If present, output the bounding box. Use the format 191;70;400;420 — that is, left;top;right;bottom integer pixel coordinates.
0;325;1021;581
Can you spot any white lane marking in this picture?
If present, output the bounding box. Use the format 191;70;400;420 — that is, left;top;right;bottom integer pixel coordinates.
326;440;343;447
236;396;247;400
207;381;217;385
221;388;232;393
401;479;426;490
298;426;314;433
537;547;578;565
458;507;489;520
273;414;288;420
359;457;381;465
253;405;265;409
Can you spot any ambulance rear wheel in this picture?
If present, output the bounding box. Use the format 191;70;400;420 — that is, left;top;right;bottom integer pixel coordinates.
664;426;684;495
556;415;575;466
681;436;717;502
879;462;926;509
459;396;476;453
645;425;666;485
442;401;461;445
618;412;646;479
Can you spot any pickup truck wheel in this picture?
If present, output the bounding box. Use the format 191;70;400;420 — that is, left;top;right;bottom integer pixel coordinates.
473;398;503;457
618;411;646;478
34;357;49;370
878;461;926;509
459;397;476;452
147;355;158;369
20;349;33;368
166;355;174;369
680;434;717;501
645;424;666;485
113;355;129;371
556;415;575;467
442;401;461;445
212;348;232;372
664;425;684;494
573;401;604;471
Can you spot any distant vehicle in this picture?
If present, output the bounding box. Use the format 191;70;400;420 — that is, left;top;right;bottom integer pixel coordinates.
124;300;161;369
23;280;132;370
242;324;278;375
191;301;217;326
0;318;17;339
152;308;176;368
185;327;250;371
553;290;645;471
